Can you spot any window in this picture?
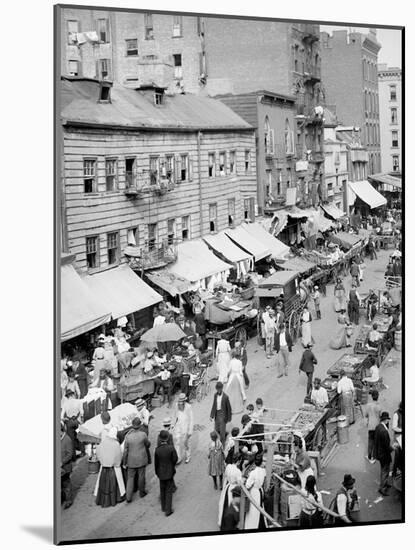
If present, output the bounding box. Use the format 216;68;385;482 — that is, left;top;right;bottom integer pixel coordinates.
229;151;236;174
127;227;138;246
181;216;190;240
228;198;235;226
67;20;78;44
154;92;163;105
209;203;217;233
264;117;274;155
83;159;96;193
244;199;250;220
86;236;99;269
219;152;226;176
165;155;174;183
145;13;154;40
167;219;176;245
277;176;281;196
97;59;111;80
68;60;79;76
150;157;159;185
392;155;400;172
107;232;119;265
294;59;298;72
390;85;397;101
285;119;294;154
391;107;397;124
105;159;117;191
180;154;188;181
97;19;109;43
173;54;182;80
126;39;138;56
392;131;399;148
172;15;182;37
147;223;157;250
125;158;136;188
244;150;250;173
208;153;215;178
99;83;111;102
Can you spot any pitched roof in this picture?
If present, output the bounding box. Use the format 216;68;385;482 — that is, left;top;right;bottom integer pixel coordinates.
60;78;254;131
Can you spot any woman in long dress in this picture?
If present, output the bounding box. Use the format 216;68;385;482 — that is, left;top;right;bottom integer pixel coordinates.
218;459;243;528
334;278;347;313
329;311;353;350
208;431;226;490
300;305;313;348
216;336;231;383
244;455;267;529
225;351;247;416
94;427;126;507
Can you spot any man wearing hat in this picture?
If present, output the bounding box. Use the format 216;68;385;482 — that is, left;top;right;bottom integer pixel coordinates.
122;417;151;502
331;474;358;524
263;307;276;359
157;417;174;447
135;398;150;435
374;412;394;496
210;382;232;446
154;430;178;516
221;486;241;531
173;394;194;464
298;343;318;397
312;285;321;320
274;321;293;377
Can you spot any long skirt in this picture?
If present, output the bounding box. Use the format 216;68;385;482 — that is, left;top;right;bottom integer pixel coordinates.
217;352;231;383
208;447;225;477
95;467;124;507
329;326;347;350
334;293;347;313
226;374;245;415
340;391;355;425
301;322;312;347
244;487;265;529
218;484;233;527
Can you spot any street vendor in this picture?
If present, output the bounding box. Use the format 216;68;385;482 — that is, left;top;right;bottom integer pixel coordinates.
337;369;355;424
362;357;380;385
293;438;314;489
367;323;382;349
366;289;378;322
61;389;85;461
310;378;329;409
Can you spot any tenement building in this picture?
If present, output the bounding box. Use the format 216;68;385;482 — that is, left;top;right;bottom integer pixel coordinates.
377;64;402;175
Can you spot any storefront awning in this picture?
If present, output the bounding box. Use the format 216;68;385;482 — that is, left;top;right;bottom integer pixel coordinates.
224;226;271;261
146;269;192;296
369;173;402;190
241;222;289;260
61;264;111;342
85;264;162;320
321;203;346;220
167;240;232;283
348;180;387;209
329;231;362;250
203;231;252;264
271;207;314;236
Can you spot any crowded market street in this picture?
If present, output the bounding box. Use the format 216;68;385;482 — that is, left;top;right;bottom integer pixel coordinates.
61;247;402;541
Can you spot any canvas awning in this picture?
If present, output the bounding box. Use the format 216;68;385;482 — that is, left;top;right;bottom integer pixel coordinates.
348;180;387;209
271;207;314;236
241;222;289;259
85;264;162;320
146;269;192;296
203;231;252;264
258;270;299;287
321;203;346;220
167;240;232;283
369;173;402;190
61;264;111;342
224;226;270;261
329;231;362;250
279;256;317;274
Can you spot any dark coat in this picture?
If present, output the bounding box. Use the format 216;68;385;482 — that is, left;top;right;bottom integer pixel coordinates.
210;392;232;424
61;433;73;474
194;313;206;335
221;504;240;531
156;431;174;447
154;442;178;480
373;423;393;465
274;330;293;353
299;349;317;373
123;429;150;468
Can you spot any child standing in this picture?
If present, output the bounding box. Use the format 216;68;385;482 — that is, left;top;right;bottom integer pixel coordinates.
312;286;321;320
208;431;225;490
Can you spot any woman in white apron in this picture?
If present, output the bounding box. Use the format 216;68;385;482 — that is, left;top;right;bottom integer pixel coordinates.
94;427;126;507
215;336;231;383
244;455;267;529
225;352;246;416
301;305;313;348
218;461;242;528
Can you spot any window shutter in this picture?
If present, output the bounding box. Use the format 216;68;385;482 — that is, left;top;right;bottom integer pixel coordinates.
106;19;110;42
188;156;193;181
175;156;181;182
216;152;220;176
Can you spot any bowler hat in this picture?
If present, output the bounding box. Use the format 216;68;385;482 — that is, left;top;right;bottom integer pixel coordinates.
132;417;142;429
159;430;169;441
178;393;187;403
380;411;391;422
135;398;146;408
343;474;355;489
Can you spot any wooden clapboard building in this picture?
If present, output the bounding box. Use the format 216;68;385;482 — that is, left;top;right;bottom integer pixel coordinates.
60;76;257;277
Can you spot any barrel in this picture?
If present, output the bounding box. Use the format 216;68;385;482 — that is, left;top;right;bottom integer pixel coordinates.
337;415;349;444
88;458;100;474
395;330;402;351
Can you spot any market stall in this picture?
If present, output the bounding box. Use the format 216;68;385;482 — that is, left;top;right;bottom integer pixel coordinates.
78;403;139;445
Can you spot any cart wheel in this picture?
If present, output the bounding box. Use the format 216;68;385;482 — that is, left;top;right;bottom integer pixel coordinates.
289;310;299;344
235;327;247;345
312;423;327;451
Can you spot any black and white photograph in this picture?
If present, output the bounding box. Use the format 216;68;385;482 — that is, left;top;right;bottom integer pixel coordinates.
54;2;404;545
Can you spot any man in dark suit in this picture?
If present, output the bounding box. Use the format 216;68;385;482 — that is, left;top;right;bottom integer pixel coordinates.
374;411;393;496
298;343;318;397
210;381;232;445
61;421;74;509
154;430;178;516
123;417;151;502
274;321;293;378
221;485;241;531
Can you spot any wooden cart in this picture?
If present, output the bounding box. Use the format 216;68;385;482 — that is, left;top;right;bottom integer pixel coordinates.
326;352;372;383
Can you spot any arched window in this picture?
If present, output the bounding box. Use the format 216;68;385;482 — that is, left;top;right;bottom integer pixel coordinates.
264;116;274;155
285;119;293;154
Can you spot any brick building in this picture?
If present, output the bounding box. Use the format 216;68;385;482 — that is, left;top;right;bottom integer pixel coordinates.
320;29;382;176
59;7;325;214
377;64;402;174
323;108;348;212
